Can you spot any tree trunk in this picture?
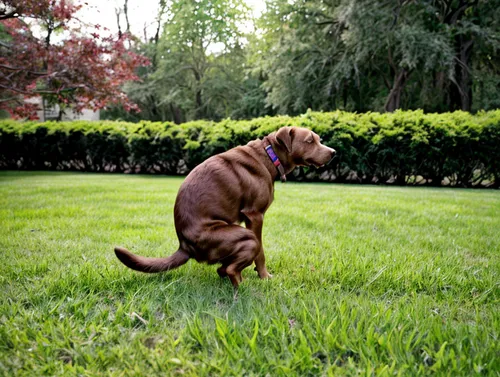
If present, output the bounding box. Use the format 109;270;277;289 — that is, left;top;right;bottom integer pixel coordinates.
123;0;130;34
151;18;161;68
449;37;473;111
147;94;159;120
170;103;183;124
384;68;411;112
193;70;204;119
442;0;476;111
45;26;53;48
115;8;122;39
195;89;203;119
56;107;64;121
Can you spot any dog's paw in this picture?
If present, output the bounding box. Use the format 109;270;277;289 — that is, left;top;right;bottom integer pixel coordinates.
217;266;228;278
258;271;273;279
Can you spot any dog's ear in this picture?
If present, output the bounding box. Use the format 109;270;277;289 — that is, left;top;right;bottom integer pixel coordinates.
276;127;294;153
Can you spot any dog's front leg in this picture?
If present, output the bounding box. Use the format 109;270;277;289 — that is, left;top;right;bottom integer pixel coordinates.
254;249;272;279
242;210;272;279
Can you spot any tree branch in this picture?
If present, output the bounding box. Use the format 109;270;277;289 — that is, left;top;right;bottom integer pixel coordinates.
0;40;12;48
0;64;47;76
0;10;19;20
124;0;131;33
115;7;123;39
0;97;19;103
0;83;82;96
315;20;335;26
373;64;392;90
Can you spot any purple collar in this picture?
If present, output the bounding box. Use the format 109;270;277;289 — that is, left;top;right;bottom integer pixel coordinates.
265;144;286;182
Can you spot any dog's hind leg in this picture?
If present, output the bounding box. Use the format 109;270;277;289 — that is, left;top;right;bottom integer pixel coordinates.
200;223;260;288
241;210;272;279
217;265;228;278
224;237;259;287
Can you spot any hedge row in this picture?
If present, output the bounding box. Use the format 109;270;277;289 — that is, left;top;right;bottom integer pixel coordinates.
1;110;499;187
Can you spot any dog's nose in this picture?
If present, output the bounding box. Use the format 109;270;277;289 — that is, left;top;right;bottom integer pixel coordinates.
327;147;336;165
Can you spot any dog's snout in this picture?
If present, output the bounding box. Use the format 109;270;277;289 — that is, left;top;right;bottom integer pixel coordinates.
326;147;336;165
326;147;336;158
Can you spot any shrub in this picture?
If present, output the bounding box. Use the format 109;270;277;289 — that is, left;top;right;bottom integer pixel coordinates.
1;110;499;187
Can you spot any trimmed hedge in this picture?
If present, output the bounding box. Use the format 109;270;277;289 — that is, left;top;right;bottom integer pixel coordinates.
1;110;499;187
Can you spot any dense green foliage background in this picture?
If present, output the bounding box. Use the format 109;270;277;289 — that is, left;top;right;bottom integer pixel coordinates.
103;0;500;123
2;110;499;187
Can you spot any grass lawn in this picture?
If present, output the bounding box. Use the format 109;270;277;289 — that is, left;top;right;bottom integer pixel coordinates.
0;171;499;376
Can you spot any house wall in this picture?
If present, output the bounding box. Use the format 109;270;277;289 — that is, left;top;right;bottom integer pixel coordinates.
27;97;100;121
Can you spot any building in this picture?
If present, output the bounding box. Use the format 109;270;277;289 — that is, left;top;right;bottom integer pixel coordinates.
27;97;100;121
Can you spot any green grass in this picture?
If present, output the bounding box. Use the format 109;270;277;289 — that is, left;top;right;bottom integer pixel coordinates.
0;171;499;377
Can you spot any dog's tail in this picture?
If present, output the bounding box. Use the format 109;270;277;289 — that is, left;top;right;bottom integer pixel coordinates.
114;247;189;273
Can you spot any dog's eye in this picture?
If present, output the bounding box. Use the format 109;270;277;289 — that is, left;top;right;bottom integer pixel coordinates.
305;139;313;143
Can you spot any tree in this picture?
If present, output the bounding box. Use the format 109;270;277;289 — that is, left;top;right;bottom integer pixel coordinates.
254;0;499;114
102;0;172;123
153;0;251;121
102;0;253;123
339;0;457;112
251;0;352;115
433;0;500;111
0;0;149;119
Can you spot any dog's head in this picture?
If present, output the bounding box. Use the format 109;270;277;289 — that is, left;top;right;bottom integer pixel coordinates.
275;126;336;168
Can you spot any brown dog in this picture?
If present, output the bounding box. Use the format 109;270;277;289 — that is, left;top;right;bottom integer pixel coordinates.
115;126;335;287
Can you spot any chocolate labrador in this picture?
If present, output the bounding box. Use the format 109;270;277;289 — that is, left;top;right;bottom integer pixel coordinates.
115;126;335;287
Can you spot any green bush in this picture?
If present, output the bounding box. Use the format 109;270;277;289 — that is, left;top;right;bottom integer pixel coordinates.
1;110;499;187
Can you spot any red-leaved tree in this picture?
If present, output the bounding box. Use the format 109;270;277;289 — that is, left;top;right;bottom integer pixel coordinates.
0;0;149;119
